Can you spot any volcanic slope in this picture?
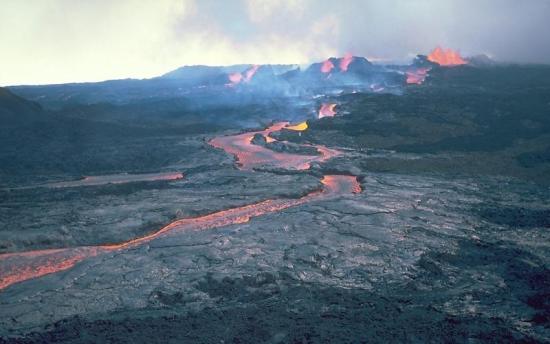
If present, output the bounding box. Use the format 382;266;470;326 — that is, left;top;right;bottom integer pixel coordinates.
1;64;550;342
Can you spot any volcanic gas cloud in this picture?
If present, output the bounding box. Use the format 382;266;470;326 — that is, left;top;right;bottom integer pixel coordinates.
427;47;467;66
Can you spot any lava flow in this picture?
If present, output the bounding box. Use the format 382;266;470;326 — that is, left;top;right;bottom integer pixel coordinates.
227;65;260;86
318;103;337;118
321;59;335;73
339;53;354;72
46;172;184;188
228;72;243;85
0;122;358;291
285;121;308;131
406;67;431;85
427;47;467;66
210;122;339;170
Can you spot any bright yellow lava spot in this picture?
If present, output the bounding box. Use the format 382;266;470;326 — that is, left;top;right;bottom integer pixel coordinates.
286;121;308;131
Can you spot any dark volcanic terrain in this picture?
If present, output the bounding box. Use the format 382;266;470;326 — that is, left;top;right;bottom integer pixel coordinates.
1;60;549;343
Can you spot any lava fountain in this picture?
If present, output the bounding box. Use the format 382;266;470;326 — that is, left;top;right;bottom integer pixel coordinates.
427;47;467;66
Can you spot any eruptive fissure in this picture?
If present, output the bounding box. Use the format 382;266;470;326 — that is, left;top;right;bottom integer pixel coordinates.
1;122;359;291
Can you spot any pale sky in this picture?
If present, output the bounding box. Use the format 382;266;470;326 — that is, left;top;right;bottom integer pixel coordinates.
1;0;549;86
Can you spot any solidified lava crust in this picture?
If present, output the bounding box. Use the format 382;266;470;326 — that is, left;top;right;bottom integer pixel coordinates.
0;123;356;291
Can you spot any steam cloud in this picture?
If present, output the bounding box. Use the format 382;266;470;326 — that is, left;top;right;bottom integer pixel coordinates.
1;0;549;85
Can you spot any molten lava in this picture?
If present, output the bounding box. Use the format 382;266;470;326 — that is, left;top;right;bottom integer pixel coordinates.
318;103;337;118
285;121;308;131
210;122;338;170
339;53;353;72
427;47;466;66
321;59;334;73
227;65;260;86
244;64;259;82
228;72;243;85
0;121;358;291
406;67;431;85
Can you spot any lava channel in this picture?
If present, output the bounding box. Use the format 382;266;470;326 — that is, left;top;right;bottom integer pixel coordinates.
46;172;184;188
210;122;340;170
0;123;359;290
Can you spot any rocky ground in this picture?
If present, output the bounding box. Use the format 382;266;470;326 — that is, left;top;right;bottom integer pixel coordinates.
1;65;549;342
1;165;549;342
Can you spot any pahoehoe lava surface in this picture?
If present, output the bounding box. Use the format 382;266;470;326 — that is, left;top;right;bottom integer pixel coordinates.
1;63;550;343
0;123;359;291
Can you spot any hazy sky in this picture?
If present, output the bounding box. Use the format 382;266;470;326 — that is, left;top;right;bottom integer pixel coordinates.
1;0;549;85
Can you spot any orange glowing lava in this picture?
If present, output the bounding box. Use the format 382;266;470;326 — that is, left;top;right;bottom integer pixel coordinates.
427;47;466;66
318;103;337;118
1;122;358;291
406;67;431;85
0;247;104;290
339;53;353;72
0;172;359;290
210;122;339;170
227;65;259;86
321;59;335;73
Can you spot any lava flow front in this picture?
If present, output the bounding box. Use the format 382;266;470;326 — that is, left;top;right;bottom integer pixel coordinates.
0;123;358;291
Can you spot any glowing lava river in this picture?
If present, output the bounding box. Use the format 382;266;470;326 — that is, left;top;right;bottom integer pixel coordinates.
0;123;360;290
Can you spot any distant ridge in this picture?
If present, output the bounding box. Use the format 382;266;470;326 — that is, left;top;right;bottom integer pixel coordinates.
160;64;298;80
0;87;43;124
